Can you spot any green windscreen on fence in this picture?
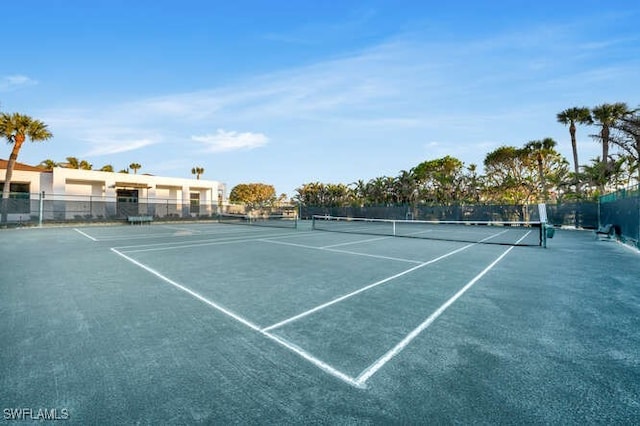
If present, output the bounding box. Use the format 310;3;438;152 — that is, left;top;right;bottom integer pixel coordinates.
599;185;640;248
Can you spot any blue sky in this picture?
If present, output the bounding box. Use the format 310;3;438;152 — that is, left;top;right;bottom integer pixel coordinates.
1;1;639;197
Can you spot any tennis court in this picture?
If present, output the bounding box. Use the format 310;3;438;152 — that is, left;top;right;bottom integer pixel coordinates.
1;220;639;423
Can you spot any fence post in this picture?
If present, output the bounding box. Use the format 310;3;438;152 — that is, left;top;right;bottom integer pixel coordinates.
39;191;45;227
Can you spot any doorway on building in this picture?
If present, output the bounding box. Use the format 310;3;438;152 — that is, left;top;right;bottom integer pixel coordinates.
117;189;139;218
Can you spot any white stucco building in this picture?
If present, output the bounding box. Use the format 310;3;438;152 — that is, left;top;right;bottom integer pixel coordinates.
1;160;226;222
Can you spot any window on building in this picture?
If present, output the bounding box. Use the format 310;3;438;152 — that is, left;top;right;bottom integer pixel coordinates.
0;182;30;213
190;192;200;214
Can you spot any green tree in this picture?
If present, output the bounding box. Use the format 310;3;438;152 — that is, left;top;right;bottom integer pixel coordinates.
556;107;592;194
411;156;465;204
191;166;205;180
394;170;418;205
129;163;142;174
349;179;369;206
99;164;114;172
0;112;53;224
483;146;536;204
229;183;276;208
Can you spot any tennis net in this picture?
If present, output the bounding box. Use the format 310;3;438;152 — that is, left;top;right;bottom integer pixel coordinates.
312;215;545;246
218;213;298;229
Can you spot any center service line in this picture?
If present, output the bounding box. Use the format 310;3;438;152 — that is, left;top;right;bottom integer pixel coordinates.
355;232;530;386
261;242;477;332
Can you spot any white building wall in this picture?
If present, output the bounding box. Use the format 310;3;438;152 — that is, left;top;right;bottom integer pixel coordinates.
1;163;226;222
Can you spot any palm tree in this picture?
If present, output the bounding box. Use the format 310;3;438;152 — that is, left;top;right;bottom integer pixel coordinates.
99;164;114;172
524;138;558;202
63;156;92;170
129;163;141;174
39;159;58;170
591;103;630;188
191;166;205;180
556;107;592;194
65;156;80;169
0;112;53;224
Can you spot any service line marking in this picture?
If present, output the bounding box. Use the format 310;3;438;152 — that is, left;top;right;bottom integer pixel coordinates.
259;239;422;264
321;236;391;248
74;228;98;241
110;247;361;388
115;231;314;253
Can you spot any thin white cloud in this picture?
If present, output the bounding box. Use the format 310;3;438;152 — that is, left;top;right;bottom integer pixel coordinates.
83;138;157;156
0;74;38;92
192;129;269;153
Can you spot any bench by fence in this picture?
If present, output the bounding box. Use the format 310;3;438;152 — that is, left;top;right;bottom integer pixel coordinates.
127;215;153;225
595;223;620;239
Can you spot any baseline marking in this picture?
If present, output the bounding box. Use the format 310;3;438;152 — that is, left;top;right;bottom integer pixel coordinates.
354;232;530;386
111;248;261;331
74;228;98;241
262;333;364;389
110;247;361;388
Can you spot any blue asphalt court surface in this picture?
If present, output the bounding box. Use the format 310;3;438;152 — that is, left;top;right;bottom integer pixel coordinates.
1;221;639;424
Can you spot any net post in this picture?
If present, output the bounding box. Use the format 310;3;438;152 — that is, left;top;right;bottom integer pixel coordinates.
538;203;548;248
39;191;45;227
311;215;315;230
392;220;396;236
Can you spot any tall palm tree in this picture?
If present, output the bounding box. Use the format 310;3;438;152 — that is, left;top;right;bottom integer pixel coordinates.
129;163;142;174
191;166;205;180
0;112;53;224
591;103;630;188
556;107;592;193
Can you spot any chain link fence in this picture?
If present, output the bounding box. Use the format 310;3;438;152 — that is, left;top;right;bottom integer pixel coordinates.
599;184;640;248
0;192;299;226
301;203;598;228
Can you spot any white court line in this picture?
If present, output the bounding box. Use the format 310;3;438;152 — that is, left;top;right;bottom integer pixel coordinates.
262;333;364;389
160;224;203;233
74;228;98;241
261;242;476;332
259;239;422;264
110;247;361;388
111;248;262;331
354;231;531;386
93;226;274;242
321;236;391;248
115;231;314;253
